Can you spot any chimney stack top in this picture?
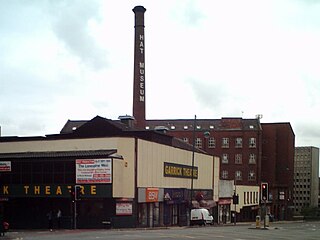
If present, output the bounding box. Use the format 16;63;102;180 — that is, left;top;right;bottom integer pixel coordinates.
133;6;146;13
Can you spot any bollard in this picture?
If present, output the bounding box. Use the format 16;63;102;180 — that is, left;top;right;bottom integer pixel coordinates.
256;215;261;228
265;214;270;227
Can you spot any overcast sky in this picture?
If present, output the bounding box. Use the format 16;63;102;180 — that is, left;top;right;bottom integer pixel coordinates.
1;0;319;149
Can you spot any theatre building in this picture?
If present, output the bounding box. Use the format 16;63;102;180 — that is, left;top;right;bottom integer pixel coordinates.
0;116;219;229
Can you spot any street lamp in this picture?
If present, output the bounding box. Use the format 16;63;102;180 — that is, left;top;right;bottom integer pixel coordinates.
190;115;197;209
190;117;210;211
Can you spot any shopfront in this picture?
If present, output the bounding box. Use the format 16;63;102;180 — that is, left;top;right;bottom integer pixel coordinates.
218;198;231;224
0;149;135;229
137;187;163;227
163;188;188;226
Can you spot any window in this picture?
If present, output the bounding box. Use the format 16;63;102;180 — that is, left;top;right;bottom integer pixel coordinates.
248;170;256;181
221;170;228;179
235;171;242;180
184;126;188;130
249;138;256;148
208;137;216;148
182;137;189;143
222;154;229;164
235;137;243;148
222;138;229;148
196;125;201;130
235;154;242;164
249;153;256;164
195;138;202;148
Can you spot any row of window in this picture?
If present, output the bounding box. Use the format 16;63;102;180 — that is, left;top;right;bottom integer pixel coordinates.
221;170;256;181
151;124;257;131
182;137;257;149
294;191;310;195
0;160;75;184
293;197;310;201
221;153;256;164
243;191;259;205
295;179;311;183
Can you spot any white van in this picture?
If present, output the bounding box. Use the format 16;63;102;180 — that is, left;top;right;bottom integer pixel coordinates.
190;208;214;226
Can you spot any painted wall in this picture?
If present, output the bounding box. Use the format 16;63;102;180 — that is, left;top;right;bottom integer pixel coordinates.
137;139;213;190
0;137;136;198
231;185;260;213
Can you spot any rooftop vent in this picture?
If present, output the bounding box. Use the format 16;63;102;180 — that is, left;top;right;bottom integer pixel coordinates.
118;115;135;128
154;126;169;133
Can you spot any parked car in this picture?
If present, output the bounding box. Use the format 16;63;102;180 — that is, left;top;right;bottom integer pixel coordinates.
190;208;214;226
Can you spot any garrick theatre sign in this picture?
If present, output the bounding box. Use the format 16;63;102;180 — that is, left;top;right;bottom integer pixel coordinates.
0;184;111;198
164;162;198;179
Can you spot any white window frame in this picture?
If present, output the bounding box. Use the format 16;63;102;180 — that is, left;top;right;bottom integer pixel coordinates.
195;138;202;148
249;153;256;164
208;137;215;148
222;138;229;148
235;137;243;148
235;154;242;164
222;154;229;164
222;170;228;179
249;137;256;148
235;170;242;180
248;170;256;181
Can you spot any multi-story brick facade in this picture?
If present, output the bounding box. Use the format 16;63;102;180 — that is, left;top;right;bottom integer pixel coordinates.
145;117;262;187
261;123;295;220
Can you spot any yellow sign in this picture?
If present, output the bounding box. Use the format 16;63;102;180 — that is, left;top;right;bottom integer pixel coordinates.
164;162;198;179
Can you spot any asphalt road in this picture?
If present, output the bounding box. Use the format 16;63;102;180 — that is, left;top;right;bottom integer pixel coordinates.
2;221;320;240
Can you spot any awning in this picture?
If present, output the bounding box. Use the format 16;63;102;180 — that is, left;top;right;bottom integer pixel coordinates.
192;200;216;209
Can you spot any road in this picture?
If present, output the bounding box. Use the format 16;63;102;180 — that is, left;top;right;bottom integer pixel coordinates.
3;221;320;240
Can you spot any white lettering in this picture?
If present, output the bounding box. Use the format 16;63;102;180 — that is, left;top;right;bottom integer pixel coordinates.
140;96;145;102
139;35;144;40
139;41;144;47
139;62;145;68
140;76;144;81
140;48;144;54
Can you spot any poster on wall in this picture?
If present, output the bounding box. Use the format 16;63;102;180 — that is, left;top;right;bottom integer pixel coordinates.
116;202;133;216
0;161;11;172
76;159;112;184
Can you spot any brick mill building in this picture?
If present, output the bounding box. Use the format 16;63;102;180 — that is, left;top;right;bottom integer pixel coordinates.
0;5;296;229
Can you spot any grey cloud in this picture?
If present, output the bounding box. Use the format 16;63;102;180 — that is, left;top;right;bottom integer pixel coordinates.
46;0;108;70
173;0;205;27
188;78;227;110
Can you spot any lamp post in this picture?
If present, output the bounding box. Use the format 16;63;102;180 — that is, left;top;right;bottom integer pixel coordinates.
190;115;197;209
233;179;237;225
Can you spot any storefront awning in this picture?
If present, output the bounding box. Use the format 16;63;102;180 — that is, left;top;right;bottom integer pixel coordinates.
192;200;216;209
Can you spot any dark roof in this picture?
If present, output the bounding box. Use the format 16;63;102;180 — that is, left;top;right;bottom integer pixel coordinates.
60;120;88;134
0;149;117;159
1;116;208;155
145;118;261;131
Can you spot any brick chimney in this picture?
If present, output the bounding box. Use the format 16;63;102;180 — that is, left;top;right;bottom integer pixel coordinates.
132;6;146;129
